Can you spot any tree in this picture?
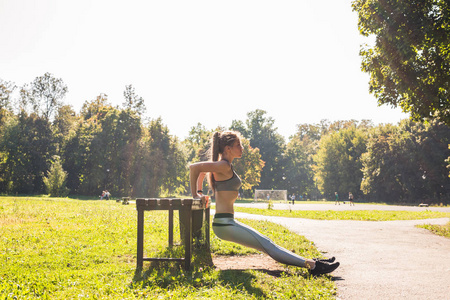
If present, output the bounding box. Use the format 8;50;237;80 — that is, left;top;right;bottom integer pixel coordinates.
0;78;15;111
123;84;146;116
413;119;450;201
80;93;109;120
360;120;426;202
184;123;213;163
99;108;142;196
360;123;415;202
43;156;69;197
232;109;285;189
20;73;68;120
314;126;367;199
0;113;56;194
65;97;115;195
68;102;144;197
231;137;265;196
133;118;185;197
283;126;319;198
447;146;450;178
53;105;79;156
62;120;97;195
352;0;450;124
361;119;450;203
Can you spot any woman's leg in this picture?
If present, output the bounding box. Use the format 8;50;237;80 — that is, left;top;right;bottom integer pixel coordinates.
212;214;307;268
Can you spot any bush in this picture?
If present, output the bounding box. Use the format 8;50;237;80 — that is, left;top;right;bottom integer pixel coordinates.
43;156;70;197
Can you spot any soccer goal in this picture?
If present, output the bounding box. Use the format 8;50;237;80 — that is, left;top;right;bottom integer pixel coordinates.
254;190;288;202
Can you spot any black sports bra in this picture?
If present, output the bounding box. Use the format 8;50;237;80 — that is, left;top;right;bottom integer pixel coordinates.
215;164;242;192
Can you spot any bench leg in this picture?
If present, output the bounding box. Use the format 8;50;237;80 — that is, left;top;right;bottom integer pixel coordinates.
168;207;173;247
137;209;144;269
179;210;203;243
205;207;210;249
182;209;192;270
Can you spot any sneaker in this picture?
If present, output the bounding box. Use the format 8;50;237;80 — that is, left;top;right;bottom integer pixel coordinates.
310;261;340;276
313;256;336;263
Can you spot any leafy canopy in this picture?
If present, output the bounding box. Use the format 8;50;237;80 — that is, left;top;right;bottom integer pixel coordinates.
352;0;450;124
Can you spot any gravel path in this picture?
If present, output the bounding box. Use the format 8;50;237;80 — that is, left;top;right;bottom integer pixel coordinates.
231;203;450;300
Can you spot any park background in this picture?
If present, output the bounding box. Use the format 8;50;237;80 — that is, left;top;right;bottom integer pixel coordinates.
1;2;450;299
0;89;449;204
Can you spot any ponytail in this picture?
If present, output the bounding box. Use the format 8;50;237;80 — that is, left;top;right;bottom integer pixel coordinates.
208;132;220;190
211;131;220;162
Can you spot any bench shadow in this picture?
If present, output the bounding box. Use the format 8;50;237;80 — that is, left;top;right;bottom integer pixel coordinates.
132;244;214;282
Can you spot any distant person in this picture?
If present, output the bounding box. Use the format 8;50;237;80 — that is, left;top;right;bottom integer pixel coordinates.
105;190;110;200
291;194;295;205
348;192;355;206
335;192;340;205
190;131;339;275
100;190;106;200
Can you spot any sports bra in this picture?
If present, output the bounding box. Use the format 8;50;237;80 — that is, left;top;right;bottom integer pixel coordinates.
215;164;242;192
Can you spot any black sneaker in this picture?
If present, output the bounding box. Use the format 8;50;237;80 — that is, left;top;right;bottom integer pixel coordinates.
313;256;336;263
310;261;340;276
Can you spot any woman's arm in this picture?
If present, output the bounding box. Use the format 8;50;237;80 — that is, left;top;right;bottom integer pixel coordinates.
189;164;202;199
196;172;206;195
189;160;229;199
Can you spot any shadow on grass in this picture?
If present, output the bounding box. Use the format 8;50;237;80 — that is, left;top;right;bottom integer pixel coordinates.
330;276;344;281
132;244;214;281
131;246;297;298
219;268;290;278
214;264;308;298
216;269;266;297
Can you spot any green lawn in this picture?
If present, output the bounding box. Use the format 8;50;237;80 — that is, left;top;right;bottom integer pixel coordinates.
232;205;450;221
416;222;450;238
231;203;450;239
3;196;448;299
0;197;336;299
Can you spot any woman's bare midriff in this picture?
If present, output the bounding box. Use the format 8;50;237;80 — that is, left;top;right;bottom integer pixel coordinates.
214;191;238;214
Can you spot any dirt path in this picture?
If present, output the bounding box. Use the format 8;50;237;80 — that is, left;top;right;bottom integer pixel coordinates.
227;203;450;300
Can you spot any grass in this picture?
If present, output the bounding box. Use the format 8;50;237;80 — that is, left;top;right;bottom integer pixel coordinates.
229;202;450;239
416;222;450;238
3;196;448;299
231;206;450;221
0;197;337;299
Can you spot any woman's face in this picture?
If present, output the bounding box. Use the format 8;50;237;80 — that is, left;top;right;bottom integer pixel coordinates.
229;139;243;158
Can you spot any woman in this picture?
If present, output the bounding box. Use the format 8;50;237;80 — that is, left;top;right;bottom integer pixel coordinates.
189;131;339;275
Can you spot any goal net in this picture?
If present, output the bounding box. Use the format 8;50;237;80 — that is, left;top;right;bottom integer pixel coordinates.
254;190;287;202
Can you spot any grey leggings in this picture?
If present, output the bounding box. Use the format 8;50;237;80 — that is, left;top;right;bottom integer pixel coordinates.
212;213;307;267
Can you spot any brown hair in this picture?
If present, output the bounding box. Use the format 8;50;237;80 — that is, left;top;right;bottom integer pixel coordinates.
208;130;241;190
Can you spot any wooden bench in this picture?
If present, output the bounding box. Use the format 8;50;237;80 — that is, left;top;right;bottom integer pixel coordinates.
136;198;210;270
122;197;130;205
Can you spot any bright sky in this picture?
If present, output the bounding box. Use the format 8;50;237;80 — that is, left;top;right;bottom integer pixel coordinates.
0;0;407;140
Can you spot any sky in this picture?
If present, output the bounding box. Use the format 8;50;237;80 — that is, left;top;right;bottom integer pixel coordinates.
0;0;408;140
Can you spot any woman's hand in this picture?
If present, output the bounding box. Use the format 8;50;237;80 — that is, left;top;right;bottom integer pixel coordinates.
193;192;209;208
201;195;210;208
